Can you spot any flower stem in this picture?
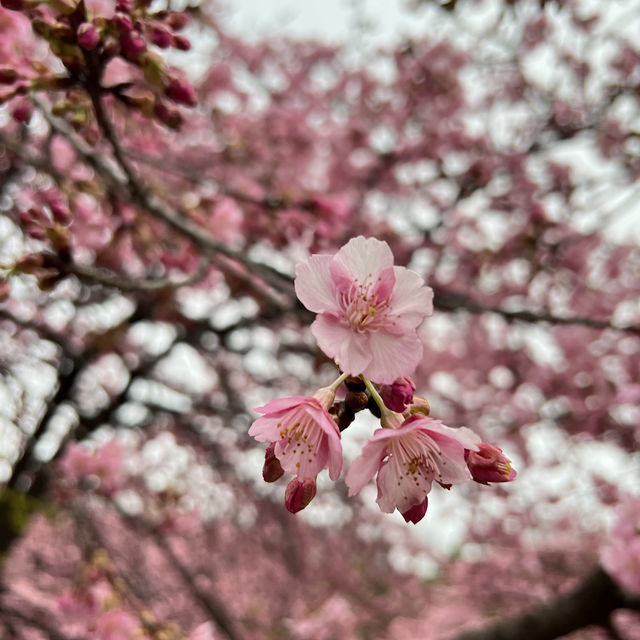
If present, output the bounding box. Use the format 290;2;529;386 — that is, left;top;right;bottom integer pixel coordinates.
328;371;350;393
361;376;403;428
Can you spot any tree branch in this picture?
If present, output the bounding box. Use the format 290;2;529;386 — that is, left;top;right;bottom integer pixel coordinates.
433;288;640;335
447;566;640;640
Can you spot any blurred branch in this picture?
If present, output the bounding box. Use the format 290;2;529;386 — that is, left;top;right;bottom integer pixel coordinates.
0;602;88;640
433;288;640;335
447;566;640;640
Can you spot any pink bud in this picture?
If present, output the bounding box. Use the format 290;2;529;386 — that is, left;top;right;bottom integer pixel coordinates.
164;76;197;107
262;443;284;483
115;0;132;11
77;22;100;50
154;102;183;129
402;497;428;524
12;99;33;123
165;11;190;31
379;377;416;412
284;478;317;514
149;24;172;48
0;68;18;85
120;30;145;61
465;442;517;485
172;34;191;51
113;12;133;32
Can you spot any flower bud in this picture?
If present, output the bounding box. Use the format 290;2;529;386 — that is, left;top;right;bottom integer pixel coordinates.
407;395;430;416
120;30;145;61
154;102;183;129
12;99;33;123
379;376;415;412
262;443;284;483
465;442;517;485
113;12;133;32
77;22;100;50
0;68;18;84
164;76;197;107
171;34;191;51
149;24;172;48
284;477;317;514
165;11;190;31
344;390;369;412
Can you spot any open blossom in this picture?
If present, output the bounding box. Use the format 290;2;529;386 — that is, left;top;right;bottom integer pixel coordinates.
249;388;342;482
346;414;481;523
294;236;433;384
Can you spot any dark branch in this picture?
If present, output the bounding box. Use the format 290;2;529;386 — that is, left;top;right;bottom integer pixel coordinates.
448;566;640;640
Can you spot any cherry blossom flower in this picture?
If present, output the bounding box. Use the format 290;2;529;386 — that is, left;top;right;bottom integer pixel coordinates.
346;414;481;523
465;442;517;485
294;236;433;384
249;387;342;482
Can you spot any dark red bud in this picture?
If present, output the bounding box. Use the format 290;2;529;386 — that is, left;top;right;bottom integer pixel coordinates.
113;12;133;32
284;478;317;514
171;34;191;51
120;30;145;61
149;24;172;48
154;102;183;129
115;0;132;11
77;22;100;50
0;0;27;10
164;76;197;107
0;68;18;85
12;99;33;123
344;390;369;412
165;11;190;31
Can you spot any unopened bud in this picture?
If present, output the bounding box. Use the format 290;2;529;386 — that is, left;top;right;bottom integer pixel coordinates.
465;443;517;485
149;24;172;48
12;99;33;123
77;22;100;50
262;443;284;483
112;12;133;32
165;11;190;31
379;377;415;412
171;34;191;51
344;390;369;412
164;76;197;107
284;477;316;514
154;102;182;129
120;30;145;61
0;68;18;85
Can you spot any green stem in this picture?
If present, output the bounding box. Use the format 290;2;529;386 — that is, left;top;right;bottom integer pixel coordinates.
328;371;350;394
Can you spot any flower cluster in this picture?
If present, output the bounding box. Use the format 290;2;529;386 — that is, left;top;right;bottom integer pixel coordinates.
249;237;516;523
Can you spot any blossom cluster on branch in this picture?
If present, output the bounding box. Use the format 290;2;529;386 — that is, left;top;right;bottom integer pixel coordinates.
250;237;516;522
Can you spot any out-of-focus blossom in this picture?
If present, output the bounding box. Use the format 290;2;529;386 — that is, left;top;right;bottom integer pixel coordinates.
601;494;640;594
346;414;480;523
294;236;433;384
93;609;139;640
58;440;125;495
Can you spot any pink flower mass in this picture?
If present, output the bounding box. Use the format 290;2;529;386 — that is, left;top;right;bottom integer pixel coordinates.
294;236;433;384
346;414;481;523
249;389;343;483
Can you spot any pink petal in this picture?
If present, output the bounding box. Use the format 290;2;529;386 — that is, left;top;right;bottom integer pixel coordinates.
345;436;388;496
376;456;433;514
294;254;340;314
364;331;423;384
310;315;372;375
389;266;434;327
333;236;394;283
254;396;313;415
